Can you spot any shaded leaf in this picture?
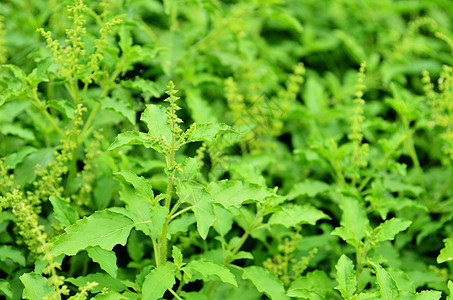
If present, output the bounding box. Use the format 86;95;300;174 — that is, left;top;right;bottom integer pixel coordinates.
186;123;236;143
287;179;330;199
121;78;160;98
47;99;76;119
66;273;127;294
438;237;453;264
115;170;154;202
49;196;79;227
102;97;136;125
0;245;25;266
374;218;412;242
369;261;399;300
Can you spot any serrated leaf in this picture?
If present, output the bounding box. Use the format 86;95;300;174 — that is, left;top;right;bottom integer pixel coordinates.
49;196;79;227
184;259;237;286
141;104;172;142
335;255;357;298
142;264;177;300
208;180;274;209
176;181;215;239
288;270;331;298
102;97;136;125
108;131;154;150
179;157;200;181
47;99;76;119
66;273;127;294
115;170;154;202
172;246;184;268
20;273;52;300
0;124;35;140
121;78;161;98
369;261;399;300
4;147;36;169
2;64;27;82
287;179;330;199
186;123;236;143
447;281;453;300
374;218;411;242
332;196;369;245
50;210;134;256
268;204;329;227
413;290;442;300
212;204;234;236
0;245;26;266
438;237;453;264
86;246;118;278
242;266;289;300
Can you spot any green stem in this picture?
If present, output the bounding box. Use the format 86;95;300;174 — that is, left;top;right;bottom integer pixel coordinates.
31;92;65;138
168;288;183;300
169;205;193;221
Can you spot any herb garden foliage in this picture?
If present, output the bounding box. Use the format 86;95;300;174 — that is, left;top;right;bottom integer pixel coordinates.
1;1;453;300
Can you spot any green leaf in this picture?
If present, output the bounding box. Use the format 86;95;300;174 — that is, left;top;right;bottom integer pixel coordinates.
49;196;79;227
184;259;237;286
102;97;136;125
66;273;127;294
14;147;55;186
0;124;35;140
47;99;76;119
447;281;453;300
4;147;36;169
179;157;200;182
115;170;154;202
141;104;172;142
0;279;12;300
86;246;118;278
212;205;234;236
20;273;52;300
142;264;177;300
335;255;357;298
413;290;442;300
288;270;331;298
287;179;330;199
172;246;184;269
331;196;369;245
335;30;367;63
50;210;134;256
208;180;274;209
369;261;399;300
0;245;26;266
186;123;236;143
2;64;27;82
177;181;215;239
242;266;289;300
438;237;453;264
185;89;217;123
121;78;161;98
374;218;412;242
268;204;329;227
108;131;154;150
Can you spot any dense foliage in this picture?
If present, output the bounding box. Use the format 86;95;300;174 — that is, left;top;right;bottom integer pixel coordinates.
1;0;453;299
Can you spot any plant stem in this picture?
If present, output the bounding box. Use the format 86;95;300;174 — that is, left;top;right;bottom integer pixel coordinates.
31;92;65;138
168;288;183;300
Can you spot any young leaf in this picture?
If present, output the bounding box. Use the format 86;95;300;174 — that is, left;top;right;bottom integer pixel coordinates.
447;281;453;300
20;273;52;300
335;255;357;298
50;210;134;256
331;196;369;245
184;259;237;286
108;131;154;150
268;204;329;227
49;196;79;227
142;264;177;300
47;99;76;119
172;246;184;269
176;181;215;239
287;270;331;298
437;237;453;264
185;88;217;123
374;218;412;242
369;261;399;300
140;104;172;142
121;78;161;98
0;245;26;266
186;123;236;143
86;246;118;278
242;266;290;300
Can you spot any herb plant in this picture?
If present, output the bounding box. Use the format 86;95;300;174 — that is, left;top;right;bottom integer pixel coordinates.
1;0;453;299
